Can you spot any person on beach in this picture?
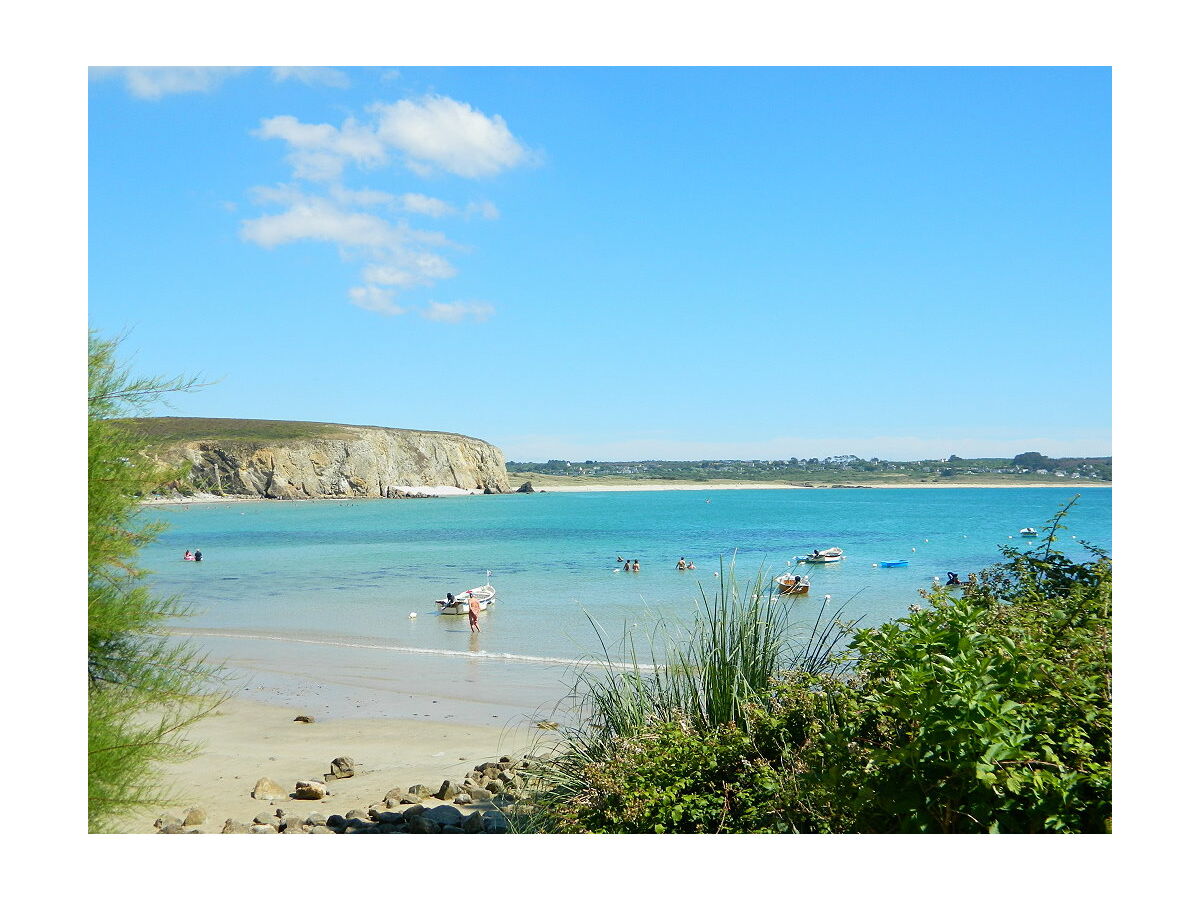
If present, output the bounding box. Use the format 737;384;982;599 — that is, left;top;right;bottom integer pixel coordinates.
632;559;640;572
468;594;482;632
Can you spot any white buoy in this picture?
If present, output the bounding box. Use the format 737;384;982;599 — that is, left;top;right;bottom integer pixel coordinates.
823;594;831;602
872;563;878;567
408;612;417;619
924;539;929;542
911;548;916;552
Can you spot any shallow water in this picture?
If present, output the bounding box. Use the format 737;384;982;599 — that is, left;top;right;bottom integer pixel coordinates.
145;487;1110;675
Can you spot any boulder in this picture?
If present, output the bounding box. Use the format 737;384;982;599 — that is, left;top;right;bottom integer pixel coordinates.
294;715;315;724
468;787;494;802
294;780;327;800
434;780;465;801
485;779;506;794
253;812;276;825
310;825;334;834
423;804;464;828
329;756;356;779
344;809;370;822
154;814;182;831
516;481;534;493
221;819;253;834
407;784;432;799
182;807;206;827
281;816;306;833
305;813;328;827
407;816;437;834
453;792;473;805
251;777;288;801
463;811;486;833
158;824;187;834
250;824;278;834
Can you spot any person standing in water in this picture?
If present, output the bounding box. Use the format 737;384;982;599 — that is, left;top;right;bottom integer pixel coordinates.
632;559;640;572
468;593;482;632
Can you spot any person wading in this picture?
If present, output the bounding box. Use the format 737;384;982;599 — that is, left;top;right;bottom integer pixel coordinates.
468;593;482;633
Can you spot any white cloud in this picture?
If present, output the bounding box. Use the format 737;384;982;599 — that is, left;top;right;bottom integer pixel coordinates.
241;93;528;318
420;301;495;323
255;115;386;182
91;66;251;99
465;200;501;220
349;285;407;316
372;95;532;177
240;196;398;249
271;67;351;88
401;193;456;217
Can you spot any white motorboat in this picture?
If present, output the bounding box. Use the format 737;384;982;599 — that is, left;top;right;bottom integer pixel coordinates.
436;583;497;615
802;547;845;564
1019;527;1038;537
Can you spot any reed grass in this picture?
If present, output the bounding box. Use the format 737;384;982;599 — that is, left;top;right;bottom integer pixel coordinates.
507;557;859;832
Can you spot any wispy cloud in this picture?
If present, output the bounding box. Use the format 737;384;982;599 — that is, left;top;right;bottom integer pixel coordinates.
242;93;533;319
90;66;252;99
420;301;495;323
271;67;351;88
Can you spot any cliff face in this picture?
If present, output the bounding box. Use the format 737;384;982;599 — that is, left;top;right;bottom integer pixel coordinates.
160;426;511;499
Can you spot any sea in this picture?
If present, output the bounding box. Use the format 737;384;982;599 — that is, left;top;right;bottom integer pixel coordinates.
142;487;1111;722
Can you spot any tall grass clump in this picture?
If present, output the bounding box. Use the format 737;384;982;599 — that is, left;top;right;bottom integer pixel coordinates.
513;559;855;833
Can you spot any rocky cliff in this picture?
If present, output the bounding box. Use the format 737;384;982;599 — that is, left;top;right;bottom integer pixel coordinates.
151;423;511;499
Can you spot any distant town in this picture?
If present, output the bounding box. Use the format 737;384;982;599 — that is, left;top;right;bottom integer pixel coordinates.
507;452;1111;485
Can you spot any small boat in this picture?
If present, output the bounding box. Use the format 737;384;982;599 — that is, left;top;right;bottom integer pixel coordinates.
1019;527;1038;536
774;574;811;595
803;547;845;563
436;583;497;615
879;560;908;568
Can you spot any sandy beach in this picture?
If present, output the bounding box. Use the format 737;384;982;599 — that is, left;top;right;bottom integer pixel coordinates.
143;481;1110;506
115;697;549;833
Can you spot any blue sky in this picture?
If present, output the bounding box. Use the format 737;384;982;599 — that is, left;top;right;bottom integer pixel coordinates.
88;66;1111;462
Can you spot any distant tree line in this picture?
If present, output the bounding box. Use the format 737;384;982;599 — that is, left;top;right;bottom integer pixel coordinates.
509;453;1111;482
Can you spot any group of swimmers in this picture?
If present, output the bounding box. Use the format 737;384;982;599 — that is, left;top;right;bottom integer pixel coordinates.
182;549;203;561
614;555;697;572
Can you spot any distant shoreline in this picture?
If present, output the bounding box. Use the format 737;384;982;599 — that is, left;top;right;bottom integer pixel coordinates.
141;481;1110;505
531;481;1111;493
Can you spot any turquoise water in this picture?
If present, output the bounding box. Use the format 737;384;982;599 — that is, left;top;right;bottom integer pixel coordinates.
144;487;1111;669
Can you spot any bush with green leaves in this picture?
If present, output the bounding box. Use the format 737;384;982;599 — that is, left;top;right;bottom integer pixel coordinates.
528;500;1111;834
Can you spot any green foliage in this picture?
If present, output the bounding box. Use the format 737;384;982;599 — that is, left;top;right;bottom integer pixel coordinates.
528;500;1111;834
550;722;787;834
88;332;227;832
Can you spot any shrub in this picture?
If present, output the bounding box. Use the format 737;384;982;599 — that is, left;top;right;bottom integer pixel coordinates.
528;500;1111;834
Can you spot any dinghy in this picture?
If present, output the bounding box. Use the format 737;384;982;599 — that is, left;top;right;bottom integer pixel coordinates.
774;574;811;595
436;583;497;615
